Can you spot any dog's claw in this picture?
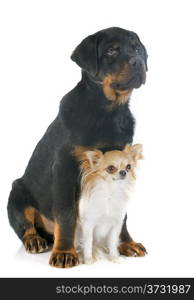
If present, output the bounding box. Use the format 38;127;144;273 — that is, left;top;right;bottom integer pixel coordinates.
119;241;147;257
49;251;79;268
24;235;49;254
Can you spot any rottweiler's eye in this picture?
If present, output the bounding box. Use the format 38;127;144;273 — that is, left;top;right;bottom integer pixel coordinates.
126;164;131;171
135;46;141;54
106;165;117;173
106;47;120;56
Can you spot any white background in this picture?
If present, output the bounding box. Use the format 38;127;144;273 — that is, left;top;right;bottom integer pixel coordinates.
0;0;194;277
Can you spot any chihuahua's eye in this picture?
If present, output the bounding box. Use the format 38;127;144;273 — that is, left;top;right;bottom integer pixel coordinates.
106;165;116;173
126;164;131;171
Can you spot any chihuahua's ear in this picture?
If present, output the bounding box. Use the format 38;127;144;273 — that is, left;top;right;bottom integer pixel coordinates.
131;144;143;161
84;150;103;169
124;144;143;161
73;146;103;169
123;144;132;153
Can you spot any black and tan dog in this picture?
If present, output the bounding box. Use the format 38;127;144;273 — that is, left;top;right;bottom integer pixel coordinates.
7;27;148;268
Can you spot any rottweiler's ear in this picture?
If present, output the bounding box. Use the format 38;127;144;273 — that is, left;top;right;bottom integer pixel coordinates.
71;33;98;77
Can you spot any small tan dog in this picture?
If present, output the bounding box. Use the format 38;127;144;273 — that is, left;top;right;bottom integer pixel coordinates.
74;144;145;264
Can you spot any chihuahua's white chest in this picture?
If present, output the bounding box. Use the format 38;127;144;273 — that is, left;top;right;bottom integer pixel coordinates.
75;178;132;262
80;179;129;221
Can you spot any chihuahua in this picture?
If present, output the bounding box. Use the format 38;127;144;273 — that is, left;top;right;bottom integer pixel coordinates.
74;144;143;264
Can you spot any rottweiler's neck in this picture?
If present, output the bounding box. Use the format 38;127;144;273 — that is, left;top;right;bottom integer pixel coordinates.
80;70;131;108
78;71;114;111
81;70;104;93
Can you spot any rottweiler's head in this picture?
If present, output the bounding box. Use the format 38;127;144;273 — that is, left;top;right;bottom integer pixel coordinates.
71;27;148;104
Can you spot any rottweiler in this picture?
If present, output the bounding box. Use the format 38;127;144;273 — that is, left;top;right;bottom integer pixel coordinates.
7;27;148;268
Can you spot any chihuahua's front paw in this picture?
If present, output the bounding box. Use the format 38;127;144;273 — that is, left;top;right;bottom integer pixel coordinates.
84;257;95;265
108;248;120;262
49;249;79;268
109;255;120;263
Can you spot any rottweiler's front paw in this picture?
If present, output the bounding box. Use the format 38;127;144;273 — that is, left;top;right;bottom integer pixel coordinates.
49;249;79;268
119;241;147;257
24;234;49;253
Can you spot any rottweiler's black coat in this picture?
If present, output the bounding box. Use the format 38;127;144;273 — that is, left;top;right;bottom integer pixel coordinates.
7;27;148;268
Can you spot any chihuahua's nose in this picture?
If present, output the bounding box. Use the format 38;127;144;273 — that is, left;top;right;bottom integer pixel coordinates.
119;170;126;178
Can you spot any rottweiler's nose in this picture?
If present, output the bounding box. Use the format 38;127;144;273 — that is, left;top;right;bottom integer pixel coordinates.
119;170;126;177
129;56;142;68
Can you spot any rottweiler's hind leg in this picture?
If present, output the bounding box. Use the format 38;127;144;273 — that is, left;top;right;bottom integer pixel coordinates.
7;179;49;254
23;207;49;254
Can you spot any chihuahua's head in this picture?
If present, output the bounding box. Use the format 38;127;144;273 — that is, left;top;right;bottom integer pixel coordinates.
74;144;143;188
